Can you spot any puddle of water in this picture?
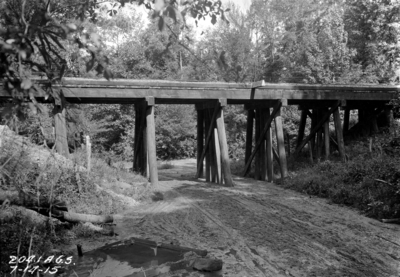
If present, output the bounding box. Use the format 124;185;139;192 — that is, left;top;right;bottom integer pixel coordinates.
61;239;222;277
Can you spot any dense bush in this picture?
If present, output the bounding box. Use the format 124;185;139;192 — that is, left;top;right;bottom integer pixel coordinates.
285;137;400;219
155;105;196;160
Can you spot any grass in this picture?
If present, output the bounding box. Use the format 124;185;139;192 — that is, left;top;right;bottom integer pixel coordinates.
158;161;175;170
0;128;152;275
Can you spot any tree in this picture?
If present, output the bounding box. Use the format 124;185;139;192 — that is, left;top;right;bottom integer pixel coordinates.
0;0;229;113
344;0;400;83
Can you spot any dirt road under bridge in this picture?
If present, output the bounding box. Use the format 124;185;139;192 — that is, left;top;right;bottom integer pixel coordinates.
114;159;400;277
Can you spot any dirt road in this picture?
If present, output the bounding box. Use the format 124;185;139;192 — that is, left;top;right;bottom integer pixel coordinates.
114;159;400;277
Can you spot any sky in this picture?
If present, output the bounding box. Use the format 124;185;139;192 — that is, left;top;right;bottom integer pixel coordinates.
223;0;251;12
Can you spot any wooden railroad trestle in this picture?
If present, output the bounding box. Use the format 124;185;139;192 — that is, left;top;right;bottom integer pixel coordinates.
0;78;397;187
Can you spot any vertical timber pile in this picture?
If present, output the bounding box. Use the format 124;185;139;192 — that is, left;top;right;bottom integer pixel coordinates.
145;97;158;186
133;98;158;186
243;100;287;181
245;109;255;166
294;101;345;161
274;103;288;178
196;100;233;187
133;101;147;176
265;108;273;182
196;109;204;178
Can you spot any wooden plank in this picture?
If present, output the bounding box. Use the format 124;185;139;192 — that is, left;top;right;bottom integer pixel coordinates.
274;108;288;178
324;119;330;159
333;109;346;162
245;109;254;165
145;100;158;186
55;78;400;92
251;80;265;88
294;101;341;156
297;110;307;148
243;100;282;177
54;108;69;157
196;109;204;178
214;128;222;184
196;102;220;179
11;86;395;104
215;105;234;187
265;108;273;182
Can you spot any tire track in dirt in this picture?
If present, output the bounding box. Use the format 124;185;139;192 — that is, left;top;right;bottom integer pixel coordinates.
115;159;400;277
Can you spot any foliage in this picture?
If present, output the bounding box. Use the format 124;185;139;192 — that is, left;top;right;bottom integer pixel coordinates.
155;105;196;160
285;132;400;219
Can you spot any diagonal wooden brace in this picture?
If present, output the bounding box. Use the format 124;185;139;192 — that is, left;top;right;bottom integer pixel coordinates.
242;100;282;177
293;101;341;156
195;101;220;179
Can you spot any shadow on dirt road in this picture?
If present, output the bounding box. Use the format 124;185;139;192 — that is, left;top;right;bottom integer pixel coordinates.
114;159;400;277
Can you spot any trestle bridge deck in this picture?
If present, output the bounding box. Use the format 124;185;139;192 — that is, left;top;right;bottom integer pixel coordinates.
1;78;398;186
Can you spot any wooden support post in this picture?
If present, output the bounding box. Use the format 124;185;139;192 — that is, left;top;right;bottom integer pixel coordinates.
316;128;323;162
133;102;147;176
310;109;317;152
324;118;330;159
245;109;255;165
308;141;313;164
196;101;220;179
254;109;261;180
294;101;341;156
333;109;346;162
274;107;288;178
145;97;158;186
133;104;140;172
210;127;217;183
196;109;204;178
297;110;307;148
214;128;222;184
243;100;282;177
265;108;273;182
215;100;233;187
205;111;211;182
343;108;350;133
259;109;267;181
55;107;69;157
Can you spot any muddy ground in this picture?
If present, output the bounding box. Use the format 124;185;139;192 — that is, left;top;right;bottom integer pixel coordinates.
97;159;399;276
